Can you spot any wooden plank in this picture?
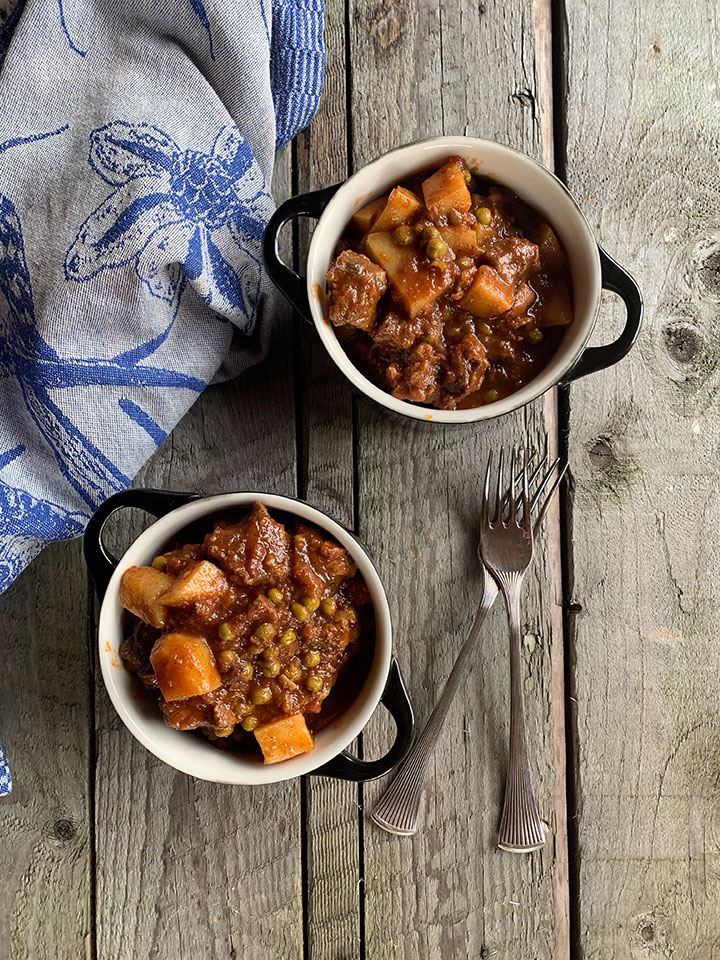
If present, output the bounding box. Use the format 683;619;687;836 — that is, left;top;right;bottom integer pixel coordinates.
562;1;720;956
346;0;570;957
1;13;93;952
294;1;365;957
0;540;92;960
93;147;305;960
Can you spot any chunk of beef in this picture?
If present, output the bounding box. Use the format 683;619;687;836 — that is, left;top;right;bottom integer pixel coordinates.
374;310;443;352
160;696;208;731
245;592;283;627
206;502;291;586
292;525;357;598
120;621;160;674
484;237;541;284
374;311;420;351
443;333;490;399
502;281;537;321
386;341;440;404
164;542;206;577
327;250;388;332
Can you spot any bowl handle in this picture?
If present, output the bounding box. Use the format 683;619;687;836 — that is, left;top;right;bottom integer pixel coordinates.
84;488;201;601
310;657;415;782
262;182;343;323
560;246;643;384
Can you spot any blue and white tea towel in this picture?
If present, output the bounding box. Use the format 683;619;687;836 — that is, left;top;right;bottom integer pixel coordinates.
0;0;325;794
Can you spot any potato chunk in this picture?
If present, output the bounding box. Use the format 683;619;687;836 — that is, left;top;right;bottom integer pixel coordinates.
538;281;573;326
370;187;424;233
422;158;472;219
160;560;230;608
254;713;315;764
365;231;456;319
150;632;222;702
537;223;565;272
349;196;387;233
459;265;515;319
437;224;480;256
119;566;173;629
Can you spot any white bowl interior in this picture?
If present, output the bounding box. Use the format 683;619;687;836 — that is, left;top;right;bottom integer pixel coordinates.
306;136;601;423
98;493;392;784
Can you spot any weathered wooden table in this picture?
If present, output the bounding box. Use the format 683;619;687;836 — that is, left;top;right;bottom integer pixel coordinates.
2;1;717;957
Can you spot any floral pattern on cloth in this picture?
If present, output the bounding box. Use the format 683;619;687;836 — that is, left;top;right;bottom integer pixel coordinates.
0;187;208;587
65;122;273;328
0;0;326;795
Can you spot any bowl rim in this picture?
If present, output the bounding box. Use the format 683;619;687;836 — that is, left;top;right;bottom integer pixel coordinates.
97;491;393;784
306;135;602;423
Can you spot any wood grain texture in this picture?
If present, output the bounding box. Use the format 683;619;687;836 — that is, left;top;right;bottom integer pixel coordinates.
0;540;92;960
295;2;366;957
346;1;569;957
93;150;306;960
562;0;720;956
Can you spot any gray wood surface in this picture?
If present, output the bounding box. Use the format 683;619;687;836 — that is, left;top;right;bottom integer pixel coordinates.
296;3;365;956
562;1;720;956
0;540;91;960
0;0;713;957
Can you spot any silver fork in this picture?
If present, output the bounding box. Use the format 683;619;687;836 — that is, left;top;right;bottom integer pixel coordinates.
481;444;552;852
371;441;565;837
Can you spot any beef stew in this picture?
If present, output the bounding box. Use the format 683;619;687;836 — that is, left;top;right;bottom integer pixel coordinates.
325;156;574;410
119;503;373;764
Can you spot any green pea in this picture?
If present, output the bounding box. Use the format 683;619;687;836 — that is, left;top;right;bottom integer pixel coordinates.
267;588;283;604
241;715;258;732
478;322;493;336
303;650;321;668
457;256;474;271
238;662;254;682
280;628;297;645
394;225;414;245
303;596;320;612
262;661;282;677
251;686;273;705
292;602;309;621
527;327;544;344
462;167;472;184
218;649;236;665
426;236;448;261
218;622;233;642
261;645;278;661
254;622;276;641
306;675;323;693
151;555;167;571
246;643;263;656
484;388;500;403
335;607;358;626
476;207;492;226
449;208;464;225
214;726;234;738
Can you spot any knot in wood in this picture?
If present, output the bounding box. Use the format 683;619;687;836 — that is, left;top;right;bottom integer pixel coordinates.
691;238;720;302
367;1;404;50
663;322;700;365
53;818;76;841
588;436;614;467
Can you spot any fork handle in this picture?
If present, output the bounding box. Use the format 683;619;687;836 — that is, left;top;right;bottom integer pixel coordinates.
371;585;497;835
497;575;546;852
